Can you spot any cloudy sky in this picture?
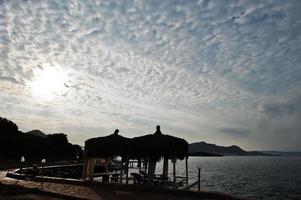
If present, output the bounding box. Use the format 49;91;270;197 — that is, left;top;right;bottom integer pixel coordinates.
1;0;301;151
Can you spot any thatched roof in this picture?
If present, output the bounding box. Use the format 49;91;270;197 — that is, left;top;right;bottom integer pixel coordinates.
130;126;188;161
85;126;188;161
85;129;130;158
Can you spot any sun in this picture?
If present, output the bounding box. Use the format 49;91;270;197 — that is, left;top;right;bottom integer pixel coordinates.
28;67;67;99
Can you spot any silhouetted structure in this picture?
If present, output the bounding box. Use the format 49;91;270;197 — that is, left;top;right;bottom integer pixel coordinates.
83;126;189;186
0;116;83;161
131;125;188;161
131;125;188;184
84;129;130;181
85;129;130;158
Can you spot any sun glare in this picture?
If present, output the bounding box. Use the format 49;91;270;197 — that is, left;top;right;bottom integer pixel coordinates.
28;67;67;99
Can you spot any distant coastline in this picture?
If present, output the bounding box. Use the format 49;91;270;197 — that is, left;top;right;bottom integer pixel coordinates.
188;151;222;157
189;141;285;156
259;151;301;156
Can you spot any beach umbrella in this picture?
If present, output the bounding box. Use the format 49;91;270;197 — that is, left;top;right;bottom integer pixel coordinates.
85;129;130;159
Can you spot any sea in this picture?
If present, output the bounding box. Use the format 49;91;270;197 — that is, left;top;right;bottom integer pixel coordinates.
155;156;301;200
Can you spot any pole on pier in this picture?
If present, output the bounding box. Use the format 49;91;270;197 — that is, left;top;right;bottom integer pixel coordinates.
138;159;142;174
172;158;176;188
82;151;87;180
125;158;129;184
119;167;123;184
41;158;46;189
198;168;201;192
19;156;25;182
185;156;188;184
144;159;148;173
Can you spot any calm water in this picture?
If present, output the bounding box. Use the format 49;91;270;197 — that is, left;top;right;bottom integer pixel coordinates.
156;156;301;200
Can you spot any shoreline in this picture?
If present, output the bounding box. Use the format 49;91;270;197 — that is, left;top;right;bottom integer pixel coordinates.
1;168;248;200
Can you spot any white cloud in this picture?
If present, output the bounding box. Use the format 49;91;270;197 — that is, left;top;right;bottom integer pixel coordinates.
0;0;301;150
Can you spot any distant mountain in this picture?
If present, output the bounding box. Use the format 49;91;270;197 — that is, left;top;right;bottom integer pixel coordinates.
260;151;301;156
188;151;222;157
26;129;47;138
189;141;271;156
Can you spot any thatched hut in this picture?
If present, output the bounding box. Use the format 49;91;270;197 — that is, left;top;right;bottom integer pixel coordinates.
83;129;130;180
83;126;189;186
131;125;189;184
131;126;188;161
85;129;130;158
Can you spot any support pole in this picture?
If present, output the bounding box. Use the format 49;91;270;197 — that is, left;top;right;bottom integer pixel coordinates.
88;158;96;182
120;157;125;184
144;159;148;173
19;156;25;182
85;159;89;181
82;151;87;180
147;161;156;184
125;158;129;184
172;159;176;188
198;168;201;192
162;157;168;178
19;161;22;180
185;156;188;184
119;168;123;184
88;158;92;181
138;159;141;174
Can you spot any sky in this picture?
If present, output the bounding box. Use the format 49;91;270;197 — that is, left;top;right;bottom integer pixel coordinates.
0;0;301;151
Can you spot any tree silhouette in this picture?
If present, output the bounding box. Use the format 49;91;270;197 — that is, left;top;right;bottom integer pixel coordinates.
47;133;68;145
0;117;18;136
0;117;83;161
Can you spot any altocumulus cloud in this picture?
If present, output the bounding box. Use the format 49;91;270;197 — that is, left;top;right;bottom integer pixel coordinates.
0;0;301;150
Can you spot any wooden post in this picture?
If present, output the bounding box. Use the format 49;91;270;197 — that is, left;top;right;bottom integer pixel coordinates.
120;157;125;184
147;161;156;184
198;168;201;192
185;156;188;184
119;167;123;184
138;159;141;174
19;158;23;181
104;159;109;172
88;158;96;182
172;159;176;188
162;157;168;177
137;159;141;167
144;159;148;173
87;158;91;181
125;158;129;184
82;151;87;180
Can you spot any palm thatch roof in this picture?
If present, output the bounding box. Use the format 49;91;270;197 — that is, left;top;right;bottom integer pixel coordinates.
130;126;188;161
85;129;130;158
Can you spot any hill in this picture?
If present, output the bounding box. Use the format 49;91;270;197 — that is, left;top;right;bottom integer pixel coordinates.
188;151;222;157
25;129;47;138
189;141;271;156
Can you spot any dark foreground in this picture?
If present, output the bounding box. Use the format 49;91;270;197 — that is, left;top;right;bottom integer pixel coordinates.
0;184;68;200
1;170;247;200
